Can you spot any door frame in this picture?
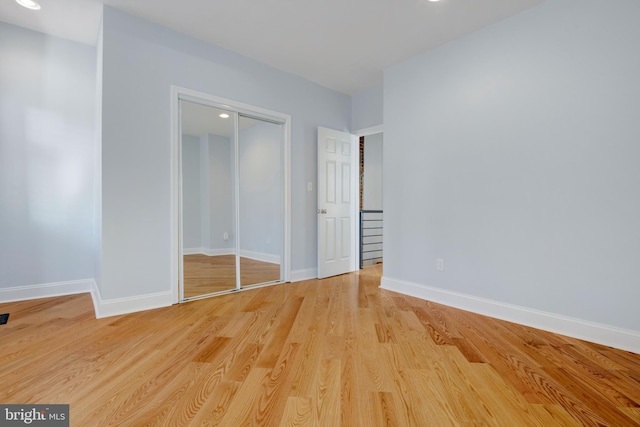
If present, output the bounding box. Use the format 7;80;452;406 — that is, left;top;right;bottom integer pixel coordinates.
352;125;383;270
170;85;292;304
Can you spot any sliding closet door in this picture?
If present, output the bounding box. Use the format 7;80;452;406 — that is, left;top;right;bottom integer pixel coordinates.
180;100;237;298
237;115;284;287
176;90;288;302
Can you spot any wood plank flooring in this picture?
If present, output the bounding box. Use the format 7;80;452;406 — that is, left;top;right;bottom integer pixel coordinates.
184;255;281;297
1;265;639;426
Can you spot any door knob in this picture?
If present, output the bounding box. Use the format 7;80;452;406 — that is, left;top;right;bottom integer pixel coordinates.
317;209;327;214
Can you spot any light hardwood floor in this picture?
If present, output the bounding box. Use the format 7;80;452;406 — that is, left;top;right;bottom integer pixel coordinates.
183;255;281;298
1;265;639;426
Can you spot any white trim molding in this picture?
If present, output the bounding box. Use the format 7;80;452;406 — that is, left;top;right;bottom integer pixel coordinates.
91;287;173;319
381;276;640;354
353;124;383;137
184;248;280;264
239;250;281;265
183;247;236;257
0;280;172;320
0;279;95;303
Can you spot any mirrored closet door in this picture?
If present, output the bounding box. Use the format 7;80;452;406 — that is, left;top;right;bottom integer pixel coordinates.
238;115;283;287
179;97;284;301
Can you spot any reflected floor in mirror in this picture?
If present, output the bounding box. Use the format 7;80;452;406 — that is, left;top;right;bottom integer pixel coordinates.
183;254;280;298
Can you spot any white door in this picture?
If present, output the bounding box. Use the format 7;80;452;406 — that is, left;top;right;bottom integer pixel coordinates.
317;127;356;279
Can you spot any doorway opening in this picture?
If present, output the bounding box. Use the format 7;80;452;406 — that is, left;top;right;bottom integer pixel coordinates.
358;131;383;269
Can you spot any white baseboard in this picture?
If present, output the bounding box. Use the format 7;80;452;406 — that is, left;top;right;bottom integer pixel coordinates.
380;276;640;354
183;247;235;256
90;285;173;319
183;248;279;264
239;249;280;265
0;279;95;303
206;248;235;257
0;279;174;320
291;268;318;282
183;247;205;255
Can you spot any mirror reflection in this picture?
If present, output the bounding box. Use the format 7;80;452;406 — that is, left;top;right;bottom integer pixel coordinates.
181;101;236;298
238;116;283;287
180;100;284;300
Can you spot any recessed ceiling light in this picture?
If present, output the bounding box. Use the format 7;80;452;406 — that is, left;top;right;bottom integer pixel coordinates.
219;113;229;119
16;0;41;10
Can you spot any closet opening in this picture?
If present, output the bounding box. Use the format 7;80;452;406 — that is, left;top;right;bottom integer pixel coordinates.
170;87;291;303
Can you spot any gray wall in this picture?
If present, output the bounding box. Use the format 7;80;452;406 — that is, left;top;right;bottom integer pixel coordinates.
351;86;383;131
94;15;104;294
363;133;383;211
207;133;235;252
101;7;350;299
181;133;235;253
384;0;640;331
183;124;282;259
181;135;201;249
0;22;96;288
239;121;283;259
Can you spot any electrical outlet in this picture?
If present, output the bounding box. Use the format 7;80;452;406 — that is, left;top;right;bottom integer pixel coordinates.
436;258;445;271
223;232;229;241
307;182;313;191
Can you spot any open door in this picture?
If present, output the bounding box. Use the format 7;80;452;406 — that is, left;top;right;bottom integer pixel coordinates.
317;127;356;279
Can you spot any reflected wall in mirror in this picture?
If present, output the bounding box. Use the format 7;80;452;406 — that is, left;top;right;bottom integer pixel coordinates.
238;116;283;287
179;99;286;301
181;101;237;298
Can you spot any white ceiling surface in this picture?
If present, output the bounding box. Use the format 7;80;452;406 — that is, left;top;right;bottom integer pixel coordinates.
182;102;233;138
0;0;102;45
181;101;266;138
0;0;546;94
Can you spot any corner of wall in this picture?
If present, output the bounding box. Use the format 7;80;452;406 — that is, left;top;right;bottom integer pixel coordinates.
94;7;104;296
350;86;383;132
91;287;173;319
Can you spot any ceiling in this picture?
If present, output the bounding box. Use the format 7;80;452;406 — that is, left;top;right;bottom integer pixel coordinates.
0;0;547;95
182;102;234;138
181;101;265;138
